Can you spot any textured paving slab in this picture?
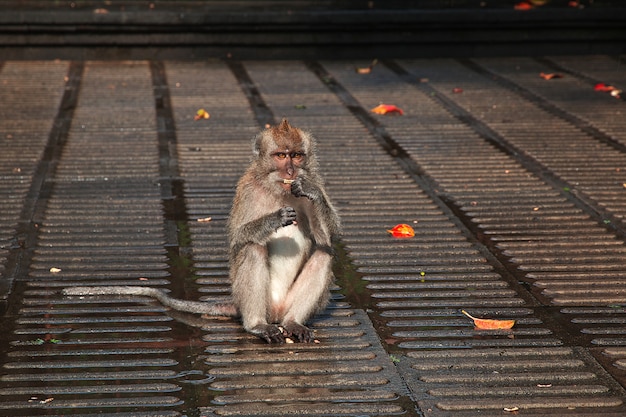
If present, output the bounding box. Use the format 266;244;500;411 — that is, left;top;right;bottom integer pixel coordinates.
315;58;626;415
1;56;626;416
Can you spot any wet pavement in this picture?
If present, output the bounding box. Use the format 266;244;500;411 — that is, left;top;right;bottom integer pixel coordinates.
1;56;626;416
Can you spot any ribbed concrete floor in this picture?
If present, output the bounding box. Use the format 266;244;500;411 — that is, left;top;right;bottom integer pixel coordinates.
1;56;626;416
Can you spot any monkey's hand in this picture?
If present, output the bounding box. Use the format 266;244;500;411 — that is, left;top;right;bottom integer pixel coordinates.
290;178;318;201
248;324;286;344
276;206;297;228
282;322;315;343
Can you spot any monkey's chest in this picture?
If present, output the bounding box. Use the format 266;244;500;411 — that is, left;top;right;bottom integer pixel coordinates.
267;225;311;301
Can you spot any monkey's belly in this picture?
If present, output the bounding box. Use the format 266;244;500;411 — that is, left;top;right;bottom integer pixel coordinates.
267;225;311;316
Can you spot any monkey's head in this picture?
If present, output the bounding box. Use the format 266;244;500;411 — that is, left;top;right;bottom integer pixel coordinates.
252;119;318;192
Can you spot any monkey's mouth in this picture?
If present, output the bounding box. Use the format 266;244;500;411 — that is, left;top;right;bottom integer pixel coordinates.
282;179;295;184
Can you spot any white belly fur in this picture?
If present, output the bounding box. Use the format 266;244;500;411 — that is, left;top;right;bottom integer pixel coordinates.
267;224;310;306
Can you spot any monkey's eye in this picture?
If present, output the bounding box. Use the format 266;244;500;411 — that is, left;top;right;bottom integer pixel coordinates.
273;152;304;160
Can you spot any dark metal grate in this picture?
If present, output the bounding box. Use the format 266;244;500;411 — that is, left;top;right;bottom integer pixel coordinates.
2;56;626;416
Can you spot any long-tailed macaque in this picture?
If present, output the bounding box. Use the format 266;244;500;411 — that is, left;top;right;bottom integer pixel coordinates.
228;118;340;342
64;119;340;343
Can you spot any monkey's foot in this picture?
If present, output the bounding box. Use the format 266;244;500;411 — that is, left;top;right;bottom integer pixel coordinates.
282;322;314;343
248;324;285;344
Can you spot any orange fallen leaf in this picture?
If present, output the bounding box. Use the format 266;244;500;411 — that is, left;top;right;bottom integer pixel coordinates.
194;108;210;120
387;223;415;238
594;83;622;98
452;87;463;94
461;310;515;330
539;72;563;80
594;82;617;92
371;104;404;115
356;59;378;74
514;1;533;10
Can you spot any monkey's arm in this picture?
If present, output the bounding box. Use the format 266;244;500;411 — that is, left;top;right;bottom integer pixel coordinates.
62;286;238;316
290;177;341;241
229;207;297;254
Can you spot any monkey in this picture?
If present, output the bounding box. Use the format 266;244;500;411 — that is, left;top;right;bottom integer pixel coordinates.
63;119;340;344
227;118;341;343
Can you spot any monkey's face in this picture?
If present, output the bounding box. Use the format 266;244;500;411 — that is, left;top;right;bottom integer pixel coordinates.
252;119;313;193
271;149;305;191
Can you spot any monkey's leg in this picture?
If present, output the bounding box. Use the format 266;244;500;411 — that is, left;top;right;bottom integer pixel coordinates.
231;245;285;343
280;250;333;342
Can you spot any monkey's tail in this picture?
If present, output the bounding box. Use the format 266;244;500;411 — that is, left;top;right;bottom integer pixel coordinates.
62;286;239;317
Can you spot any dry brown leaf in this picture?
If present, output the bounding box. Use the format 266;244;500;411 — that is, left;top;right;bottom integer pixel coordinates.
462;310;515;329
